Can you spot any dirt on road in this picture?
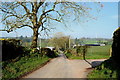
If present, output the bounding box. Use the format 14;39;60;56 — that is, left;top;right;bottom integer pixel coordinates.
22;55;106;78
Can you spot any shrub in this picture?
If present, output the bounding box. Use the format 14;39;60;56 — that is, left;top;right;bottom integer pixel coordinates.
64;49;75;58
40;48;57;58
88;58;119;78
111;27;120;66
1;39;28;61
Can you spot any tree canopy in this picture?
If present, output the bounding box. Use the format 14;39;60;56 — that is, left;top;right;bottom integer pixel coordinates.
0;1;102;48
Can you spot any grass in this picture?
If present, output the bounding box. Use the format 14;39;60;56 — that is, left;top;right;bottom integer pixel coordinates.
2;54;50;80
86;45;111;59
87;58;120;78
88;68;117;78
67;45;111;59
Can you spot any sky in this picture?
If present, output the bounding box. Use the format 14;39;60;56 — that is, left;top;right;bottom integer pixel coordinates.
0;2;119;39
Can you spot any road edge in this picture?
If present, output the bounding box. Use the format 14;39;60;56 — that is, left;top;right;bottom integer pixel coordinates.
15;58;53;80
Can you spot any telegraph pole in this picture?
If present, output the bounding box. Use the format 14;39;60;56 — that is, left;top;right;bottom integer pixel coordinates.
39;35;42;53
69;35;70;48
40;37;41;49
65;43;66;50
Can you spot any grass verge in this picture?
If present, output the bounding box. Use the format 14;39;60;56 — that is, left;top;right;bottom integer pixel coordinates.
87;58;120;79
2;54;50;80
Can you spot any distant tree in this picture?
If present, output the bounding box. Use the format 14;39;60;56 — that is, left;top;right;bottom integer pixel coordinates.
25;36;28;38
75;38;79;45
19;35;24;40
0;1;103;48
49;32;70;50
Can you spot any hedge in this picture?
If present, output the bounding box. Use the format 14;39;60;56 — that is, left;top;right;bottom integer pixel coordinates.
1;39;28;61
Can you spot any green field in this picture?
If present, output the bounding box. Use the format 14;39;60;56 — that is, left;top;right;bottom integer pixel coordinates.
86;45;111;59
68;45;111;59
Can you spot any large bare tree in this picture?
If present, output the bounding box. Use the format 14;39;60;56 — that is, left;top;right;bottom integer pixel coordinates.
0;1;102;48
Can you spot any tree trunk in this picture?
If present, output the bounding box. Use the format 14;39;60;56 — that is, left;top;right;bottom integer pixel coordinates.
31;28;39;48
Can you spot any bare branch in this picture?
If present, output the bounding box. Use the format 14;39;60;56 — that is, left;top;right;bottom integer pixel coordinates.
38;2;58;26
34;2;37;11
2;14;27;21
38;9;54;26
17;2;30;14
0;7;13;14
43;9;54;16
18;25;33;29
0;24;33;33
0;29;13;33
37;2;44;11
30;2;34;12
46;16;61;22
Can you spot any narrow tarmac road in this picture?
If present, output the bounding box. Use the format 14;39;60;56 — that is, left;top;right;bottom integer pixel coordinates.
23;54;106;78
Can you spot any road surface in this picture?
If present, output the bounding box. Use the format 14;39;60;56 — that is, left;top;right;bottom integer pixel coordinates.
23;54;106;78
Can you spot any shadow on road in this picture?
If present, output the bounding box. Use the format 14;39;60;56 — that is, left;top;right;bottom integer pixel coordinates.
91;61;104;68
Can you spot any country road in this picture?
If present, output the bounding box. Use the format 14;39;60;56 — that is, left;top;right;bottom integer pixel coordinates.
23;54;106;78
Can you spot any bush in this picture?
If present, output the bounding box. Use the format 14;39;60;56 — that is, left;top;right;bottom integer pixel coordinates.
1;39;28;61
30;48;39;54
88;58;119;78
40;48;57;58
65;52;72;58
64;49;75;58
65;46;90;58
111;27;120;65
76;46;89;56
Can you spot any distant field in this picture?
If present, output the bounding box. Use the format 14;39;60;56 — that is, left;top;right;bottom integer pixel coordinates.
69;45;111;59
83;39;108;44
86;45;111;59
83;40;98;44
